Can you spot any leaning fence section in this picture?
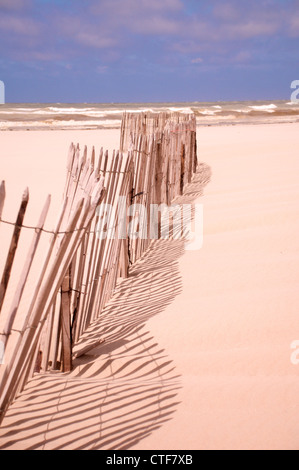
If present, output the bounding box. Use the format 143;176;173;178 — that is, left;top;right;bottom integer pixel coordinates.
0;111;197;424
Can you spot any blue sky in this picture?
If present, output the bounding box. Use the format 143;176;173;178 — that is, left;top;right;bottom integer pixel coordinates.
0;0;298;103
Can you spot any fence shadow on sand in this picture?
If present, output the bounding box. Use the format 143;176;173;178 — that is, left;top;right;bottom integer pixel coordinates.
0;163;211;450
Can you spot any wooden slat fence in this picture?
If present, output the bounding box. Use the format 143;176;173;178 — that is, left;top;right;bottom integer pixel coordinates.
0;111;197;424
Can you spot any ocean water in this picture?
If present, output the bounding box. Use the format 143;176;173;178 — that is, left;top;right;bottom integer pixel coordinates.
0;100;298;131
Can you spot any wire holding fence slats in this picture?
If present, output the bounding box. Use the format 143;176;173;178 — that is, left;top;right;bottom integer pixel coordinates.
0;111;197;425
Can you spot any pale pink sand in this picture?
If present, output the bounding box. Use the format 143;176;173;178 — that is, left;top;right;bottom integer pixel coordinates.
0;129;120;228
132;123;299;450
0;123;299;450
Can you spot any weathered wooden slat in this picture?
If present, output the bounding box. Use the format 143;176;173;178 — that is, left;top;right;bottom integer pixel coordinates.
40;301;57;372
0;188;29;314
0;181;5;221
0;198;87;422
0;195;51;349
60;268;72;372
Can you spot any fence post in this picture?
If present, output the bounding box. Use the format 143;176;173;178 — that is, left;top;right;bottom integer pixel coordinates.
60;268;72;372
0;188;29;314
180;142;185;195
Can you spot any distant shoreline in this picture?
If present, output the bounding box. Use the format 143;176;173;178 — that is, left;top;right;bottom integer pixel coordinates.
1;119;298;132
0;100;299;131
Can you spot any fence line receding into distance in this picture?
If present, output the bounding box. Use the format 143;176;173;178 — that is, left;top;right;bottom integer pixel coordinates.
0;112;197;424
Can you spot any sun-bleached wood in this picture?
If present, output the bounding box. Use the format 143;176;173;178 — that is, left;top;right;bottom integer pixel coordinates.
0;112;197;425
0;188;29;314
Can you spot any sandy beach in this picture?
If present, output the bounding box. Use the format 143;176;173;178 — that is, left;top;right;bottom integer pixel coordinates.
0;129;120;227
0;122;298;450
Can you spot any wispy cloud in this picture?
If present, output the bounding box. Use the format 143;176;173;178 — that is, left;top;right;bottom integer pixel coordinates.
1;0;297;59
191;57;203;64
225;20;279;39
90;0;184;16
96;65;109;74
289;13;299;36
212;2;239;21
75;32;116;49
1;0;298;101
29;51;65;61
0;14;40;35
233;50;252;63
0;0;30;10
88;0;184;36
132;16;181;35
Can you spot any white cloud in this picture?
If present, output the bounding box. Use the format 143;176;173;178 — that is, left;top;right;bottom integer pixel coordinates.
233;51;252;63
289;14;299;36
1;0;298;68
226;21;279;39
30;51;64;61
0;14;40;35
89;0;183;35
191;57;203;64
132;16;181;35
96;65;109;74
76;32;116;49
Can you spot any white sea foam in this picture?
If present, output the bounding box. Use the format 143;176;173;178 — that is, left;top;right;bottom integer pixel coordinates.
198;109;217;116
0;109;41;114
233;109;251;113
129;108;155;113
167;107;193;114
47;106;95;113
249;104;277;112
